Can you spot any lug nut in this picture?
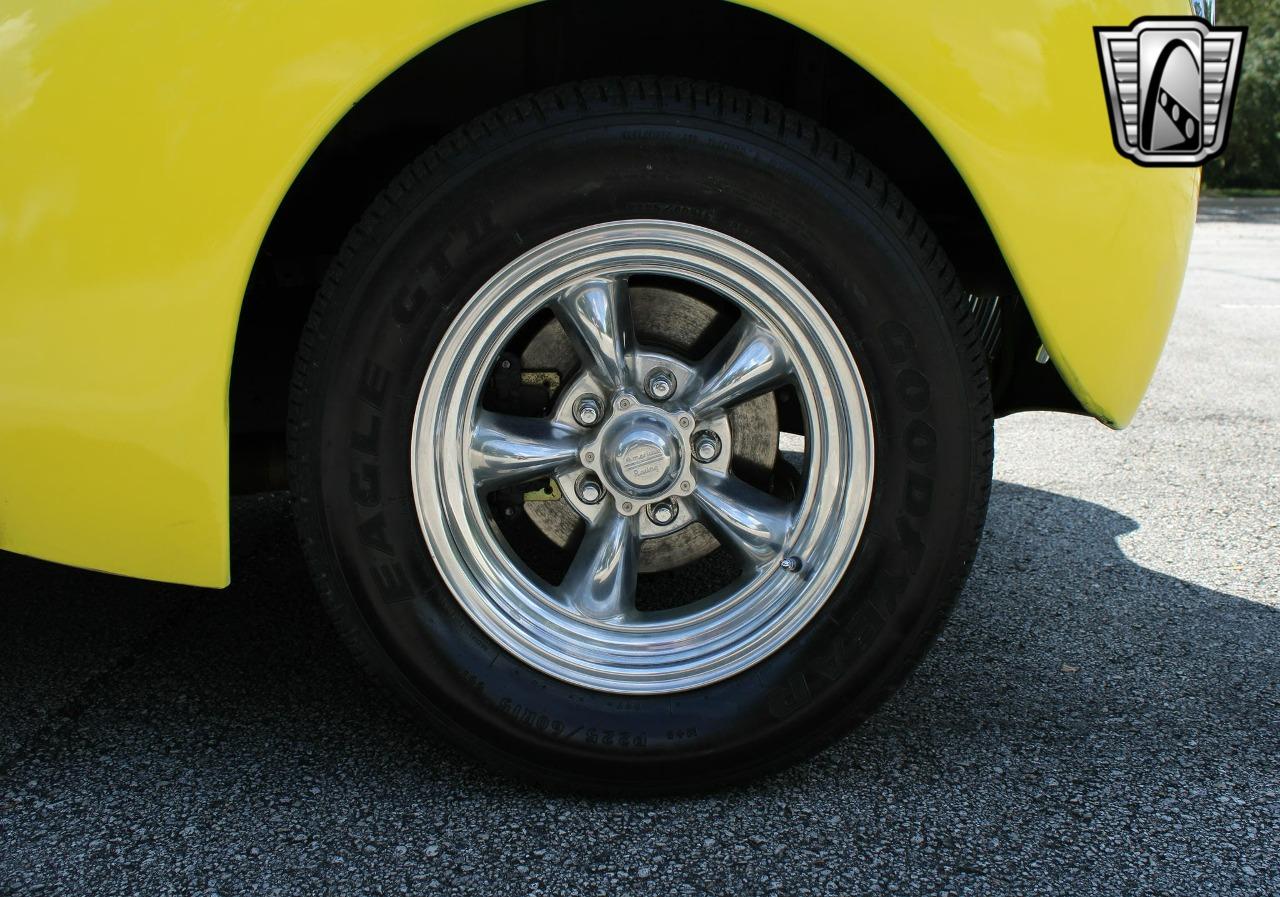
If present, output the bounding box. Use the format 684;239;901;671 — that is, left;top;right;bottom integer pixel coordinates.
576;477;604;505
647;499;679;526
573;395;603;427
692;430;722;463
645;368;676;401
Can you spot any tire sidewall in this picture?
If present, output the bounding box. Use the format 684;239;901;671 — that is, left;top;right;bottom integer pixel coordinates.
293;99;987;787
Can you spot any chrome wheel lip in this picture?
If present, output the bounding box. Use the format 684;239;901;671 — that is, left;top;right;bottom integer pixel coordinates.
411;220;874;694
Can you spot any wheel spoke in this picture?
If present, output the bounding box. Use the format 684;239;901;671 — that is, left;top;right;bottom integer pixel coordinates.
553;276;635;389
693;470;794;568
559;512;639;622
470;411;580;492
690;319;792;416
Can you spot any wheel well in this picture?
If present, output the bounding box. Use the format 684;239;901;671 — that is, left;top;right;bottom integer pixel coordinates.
229;0;1074;492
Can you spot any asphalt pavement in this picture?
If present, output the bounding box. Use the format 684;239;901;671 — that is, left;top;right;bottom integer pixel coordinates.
1;198;1277;896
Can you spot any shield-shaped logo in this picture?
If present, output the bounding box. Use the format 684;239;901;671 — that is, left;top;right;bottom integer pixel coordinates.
1095;17;1246;166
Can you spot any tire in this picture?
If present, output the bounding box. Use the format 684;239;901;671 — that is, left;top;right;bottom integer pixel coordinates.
289;77;992;793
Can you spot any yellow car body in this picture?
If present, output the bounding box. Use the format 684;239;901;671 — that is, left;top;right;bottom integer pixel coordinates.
0;0;1198;587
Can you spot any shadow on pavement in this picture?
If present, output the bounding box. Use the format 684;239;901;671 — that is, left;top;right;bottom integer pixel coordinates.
0;483;1275;779
0;483;1275;893
1197;195;1280;225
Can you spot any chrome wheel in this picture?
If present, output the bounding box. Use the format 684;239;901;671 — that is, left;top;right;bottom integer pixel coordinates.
412;220;874;694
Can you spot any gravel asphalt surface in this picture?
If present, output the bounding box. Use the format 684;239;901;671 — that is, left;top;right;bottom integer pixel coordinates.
2;198;1277;896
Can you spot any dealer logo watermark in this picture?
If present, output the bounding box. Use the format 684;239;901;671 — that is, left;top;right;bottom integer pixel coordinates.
1095;17;1246;167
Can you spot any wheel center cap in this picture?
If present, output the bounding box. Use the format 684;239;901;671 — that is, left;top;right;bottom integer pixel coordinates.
617;434;670;487
604;413;681;495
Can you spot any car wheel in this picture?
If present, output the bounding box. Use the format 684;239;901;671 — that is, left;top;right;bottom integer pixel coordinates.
289;77;992;792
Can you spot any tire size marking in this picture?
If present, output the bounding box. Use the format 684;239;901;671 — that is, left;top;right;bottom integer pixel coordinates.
494;695;648;748
348;358;414;603
880;320;938;601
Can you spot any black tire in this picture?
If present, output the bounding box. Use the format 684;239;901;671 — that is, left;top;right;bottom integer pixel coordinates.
288;77;992;793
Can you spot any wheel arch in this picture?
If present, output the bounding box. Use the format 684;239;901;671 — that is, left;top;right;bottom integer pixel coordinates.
230;0;1068;490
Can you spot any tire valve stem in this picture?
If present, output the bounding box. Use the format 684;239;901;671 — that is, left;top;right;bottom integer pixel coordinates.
780;555;803;573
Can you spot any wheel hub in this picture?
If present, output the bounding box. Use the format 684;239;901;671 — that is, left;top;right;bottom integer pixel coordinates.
579;393;695;513
610;422;677;491
518;285;776;573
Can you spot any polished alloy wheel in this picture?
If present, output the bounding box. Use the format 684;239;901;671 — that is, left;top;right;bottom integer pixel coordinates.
412;221;874;694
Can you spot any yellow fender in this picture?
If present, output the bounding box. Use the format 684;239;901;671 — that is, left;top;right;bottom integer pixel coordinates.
0;0;1197;586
